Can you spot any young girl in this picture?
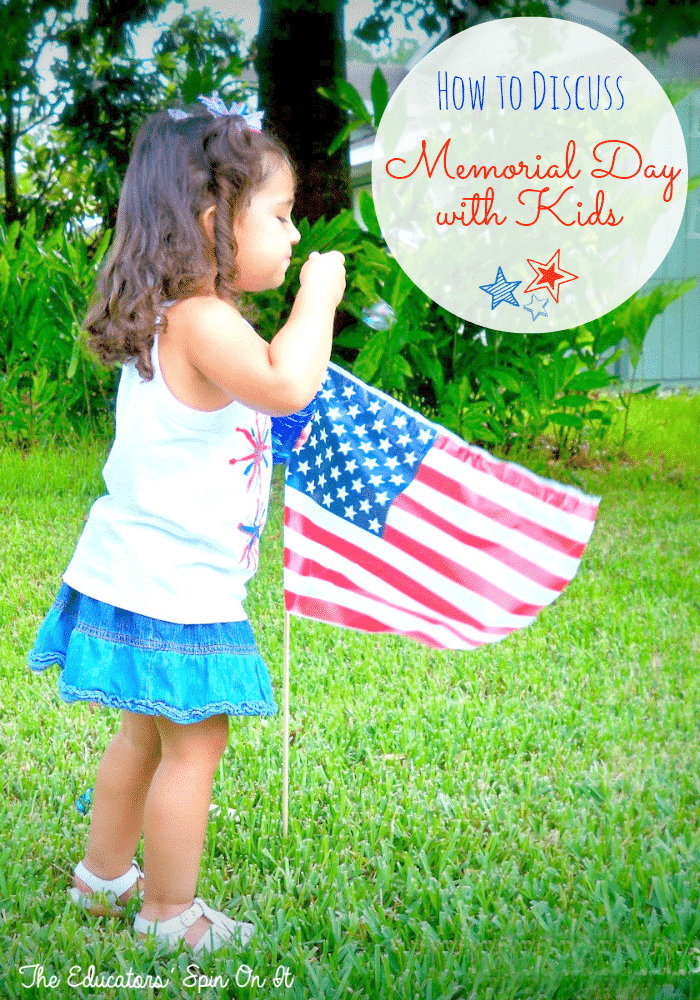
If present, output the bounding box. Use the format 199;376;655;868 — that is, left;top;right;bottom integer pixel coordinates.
28;98;345;953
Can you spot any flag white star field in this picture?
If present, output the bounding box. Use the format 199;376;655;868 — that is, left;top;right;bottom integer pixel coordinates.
283;363;600;650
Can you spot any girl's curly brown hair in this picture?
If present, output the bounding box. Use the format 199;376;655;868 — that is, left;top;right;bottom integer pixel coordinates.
85;107;294;380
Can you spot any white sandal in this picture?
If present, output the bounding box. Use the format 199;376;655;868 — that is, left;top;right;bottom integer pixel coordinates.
134;898;254;954
69;859;144;917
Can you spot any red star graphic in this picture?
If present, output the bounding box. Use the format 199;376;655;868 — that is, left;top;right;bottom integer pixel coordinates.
523;249;578;303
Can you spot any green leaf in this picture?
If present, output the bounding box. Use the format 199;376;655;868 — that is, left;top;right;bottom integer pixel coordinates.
662;81;700;105
32;366;48;400
370;67;389;127
480;367;521;394
471;426;499;443
334;79;372;123
327;117;362;157
592;327;626;356
556;394;592;409
44;252;74;279
605;348;625;367
333;324;370;351
537;365;555;406
316;86;338;105
6;220;20;252
384;266;422;312
66;329;82;381
393;353;412;379
0;254;10;307
549;412;584;428
92;227;113;267
358;191;382;239
617;279;696;367
567;369;614;392
633;382;660;396
422;354;445;397
350;270;381;304
353;330;387;383
356;242;391;270
304;210;357;250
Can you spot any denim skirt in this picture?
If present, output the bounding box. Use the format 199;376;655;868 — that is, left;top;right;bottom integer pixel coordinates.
28;583;278;724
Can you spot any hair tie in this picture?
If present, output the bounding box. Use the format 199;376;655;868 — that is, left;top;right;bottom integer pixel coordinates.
167;94;263;132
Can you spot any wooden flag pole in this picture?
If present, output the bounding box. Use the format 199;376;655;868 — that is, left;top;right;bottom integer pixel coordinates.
282;609;290;837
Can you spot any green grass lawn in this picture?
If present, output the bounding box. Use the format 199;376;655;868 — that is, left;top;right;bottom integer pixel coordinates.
608;389;700;476
1;397;699;1000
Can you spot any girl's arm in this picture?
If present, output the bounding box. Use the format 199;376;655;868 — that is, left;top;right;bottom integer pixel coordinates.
175;251;346;416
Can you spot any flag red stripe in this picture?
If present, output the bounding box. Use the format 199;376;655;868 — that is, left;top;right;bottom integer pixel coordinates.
284;547;483;645
285;506;514;635
415;455;586;558
382;522;544;617
284;591;478;650
436;436;599;521
393;492;570;591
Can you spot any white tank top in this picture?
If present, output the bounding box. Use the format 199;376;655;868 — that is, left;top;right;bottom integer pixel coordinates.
64;333;272;624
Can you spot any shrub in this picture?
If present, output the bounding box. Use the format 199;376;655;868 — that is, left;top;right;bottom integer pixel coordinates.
0;215;116;447
1;205;693;459
331;194;696;460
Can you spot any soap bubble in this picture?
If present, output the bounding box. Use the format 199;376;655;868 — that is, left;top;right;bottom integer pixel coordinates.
361;299;397;331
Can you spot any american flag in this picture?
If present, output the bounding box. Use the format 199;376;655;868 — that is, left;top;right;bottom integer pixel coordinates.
283;363;600;650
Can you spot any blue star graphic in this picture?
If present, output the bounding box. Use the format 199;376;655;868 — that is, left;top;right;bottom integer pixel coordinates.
523;293;549;321
479;266;521;309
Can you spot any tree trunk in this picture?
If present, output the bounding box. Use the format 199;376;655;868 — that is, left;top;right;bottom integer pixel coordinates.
255;0;352;224
2;91;18;226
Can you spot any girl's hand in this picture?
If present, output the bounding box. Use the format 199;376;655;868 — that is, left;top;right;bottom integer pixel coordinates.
299;251;346;309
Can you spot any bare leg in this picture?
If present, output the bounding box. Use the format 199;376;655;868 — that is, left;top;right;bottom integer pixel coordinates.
76;711;161;901
138;713;229;947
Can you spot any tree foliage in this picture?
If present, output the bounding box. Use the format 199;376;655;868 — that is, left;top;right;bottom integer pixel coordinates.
355;0;700;57
0;0;75;226
621;0;700;58
0;0;172;230
0;0;249;232
355;0;569;49
154;8;252;105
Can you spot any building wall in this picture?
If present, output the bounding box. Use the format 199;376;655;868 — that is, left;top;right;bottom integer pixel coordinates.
613;89;700;387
